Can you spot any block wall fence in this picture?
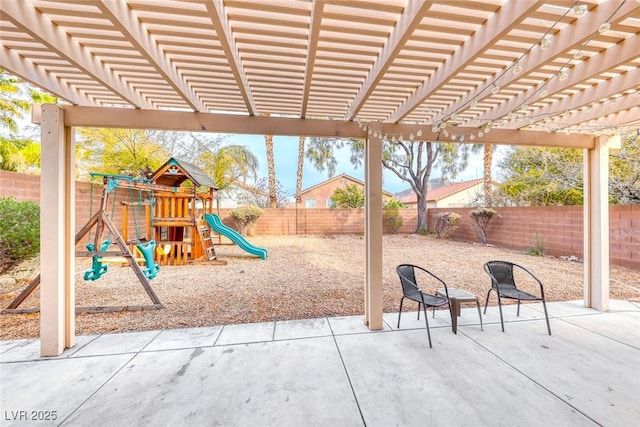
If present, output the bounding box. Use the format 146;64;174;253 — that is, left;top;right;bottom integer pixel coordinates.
2;170;638;268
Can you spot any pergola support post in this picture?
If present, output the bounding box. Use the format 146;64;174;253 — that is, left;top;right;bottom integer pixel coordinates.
39;104;75;356
583;135;616;311
364;123;383;330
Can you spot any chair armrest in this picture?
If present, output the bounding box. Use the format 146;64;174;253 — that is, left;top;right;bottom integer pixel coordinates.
513;263;546;298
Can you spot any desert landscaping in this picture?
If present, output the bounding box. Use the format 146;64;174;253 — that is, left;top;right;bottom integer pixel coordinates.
1;234;639;340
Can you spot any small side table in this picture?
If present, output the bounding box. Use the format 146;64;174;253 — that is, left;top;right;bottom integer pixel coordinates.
436;288;483;334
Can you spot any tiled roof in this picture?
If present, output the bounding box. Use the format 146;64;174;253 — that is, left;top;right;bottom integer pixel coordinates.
400;179;487;204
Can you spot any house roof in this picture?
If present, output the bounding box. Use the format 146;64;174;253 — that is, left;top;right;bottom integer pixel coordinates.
151;157;218;189
1;1;637;138
301;173;394;197
400;178;494;203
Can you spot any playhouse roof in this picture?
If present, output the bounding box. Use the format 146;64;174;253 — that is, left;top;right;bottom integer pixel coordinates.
151;158;218;189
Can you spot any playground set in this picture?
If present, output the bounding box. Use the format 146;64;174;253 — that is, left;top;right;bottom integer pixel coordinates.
3;158;267;314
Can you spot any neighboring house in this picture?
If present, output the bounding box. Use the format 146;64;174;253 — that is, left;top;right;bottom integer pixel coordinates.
399;178;499;209
300;173;394;208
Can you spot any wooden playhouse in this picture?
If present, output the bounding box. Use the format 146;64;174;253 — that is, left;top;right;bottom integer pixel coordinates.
148;158;224;265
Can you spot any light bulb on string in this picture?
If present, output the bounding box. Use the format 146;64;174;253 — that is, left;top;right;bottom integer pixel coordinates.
598;22;611;34
451;113;458;121
469;134;475;140
432;125;438;133
491;84;500;95
416;129;422;137
558;70;569;81
573;50;584;61
512;62;523;75
572;4;588;17
539;90;548;98
540;35;552;50
409;133;415;140
471;99;478;108
478;131;484;138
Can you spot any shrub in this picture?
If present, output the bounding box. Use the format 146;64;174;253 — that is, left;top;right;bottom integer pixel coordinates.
230;205;263;236
330;184;364;208
434;212;461;239
469;207;499;245
527;233;545;256
383;198;405;234
0;197;40;272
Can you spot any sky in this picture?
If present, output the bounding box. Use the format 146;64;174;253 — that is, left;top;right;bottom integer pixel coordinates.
219;133;496;197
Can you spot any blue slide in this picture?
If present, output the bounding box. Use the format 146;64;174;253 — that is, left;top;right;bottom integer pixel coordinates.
204;213;267;260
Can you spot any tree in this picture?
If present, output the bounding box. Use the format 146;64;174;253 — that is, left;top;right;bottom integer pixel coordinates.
295;136;305;204
0;69;57;173
330;184;365;208
371;139;469;233
263;113;277;208
78;128;170;178
471;143;497;206
236;177;290;208
609;132;640;204
497;146;584;206
198;144;259;191
306;136;469;232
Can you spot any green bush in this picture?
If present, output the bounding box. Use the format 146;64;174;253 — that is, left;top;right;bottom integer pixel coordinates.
383;197;405;234
0;197;40;271
230;205;263;236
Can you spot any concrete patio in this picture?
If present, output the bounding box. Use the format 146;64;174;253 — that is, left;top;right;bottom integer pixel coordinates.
1;300;639;426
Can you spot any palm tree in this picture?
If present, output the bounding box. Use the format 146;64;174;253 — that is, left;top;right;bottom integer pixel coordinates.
296;136;305;204
199;144;259;191
472;143;496;206
263;113;277;208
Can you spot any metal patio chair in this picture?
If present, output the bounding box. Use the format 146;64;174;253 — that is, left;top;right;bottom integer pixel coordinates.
396;264;453;348
483;261;551;335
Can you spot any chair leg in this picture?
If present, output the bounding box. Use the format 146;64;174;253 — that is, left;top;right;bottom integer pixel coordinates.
483;288;493;314
417;302;421;320
432;306;436;318
541;299;551;335
397;297;404;328
475;300;483;331
517;299;521;316
496;295;505;332
423;305;433;348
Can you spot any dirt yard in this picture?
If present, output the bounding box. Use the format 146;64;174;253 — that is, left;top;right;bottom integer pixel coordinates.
2;234;639;340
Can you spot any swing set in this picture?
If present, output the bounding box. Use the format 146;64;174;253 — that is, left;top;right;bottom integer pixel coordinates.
3;173;169;314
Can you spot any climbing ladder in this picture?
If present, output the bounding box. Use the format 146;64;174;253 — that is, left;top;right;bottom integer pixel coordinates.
198;225;216;261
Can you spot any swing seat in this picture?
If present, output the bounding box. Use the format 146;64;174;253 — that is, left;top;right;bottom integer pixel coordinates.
137;240;160;280
84;239;111;281
156;243;172;256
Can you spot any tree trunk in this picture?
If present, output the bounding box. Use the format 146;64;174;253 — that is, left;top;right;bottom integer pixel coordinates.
264;113;276;208
483;143;493;206
415;191;428;233
296;137;305;204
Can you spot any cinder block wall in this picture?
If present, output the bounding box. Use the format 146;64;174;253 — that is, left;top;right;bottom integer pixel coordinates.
2;171;637;268
428;206;639;269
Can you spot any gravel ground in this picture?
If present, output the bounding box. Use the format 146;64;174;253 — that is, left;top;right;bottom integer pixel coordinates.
1;234;639;340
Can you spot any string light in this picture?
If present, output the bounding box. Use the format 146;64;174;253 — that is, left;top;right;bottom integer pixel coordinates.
598;22;611;34
353;1;633;142
572;4;588;17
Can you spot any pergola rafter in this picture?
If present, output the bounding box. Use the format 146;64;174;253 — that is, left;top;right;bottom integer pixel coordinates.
344;0;433;121
299;0;323;118
96;0;207;112
439;1;640;128
0;44;94;106
204;0;257;115
476;33;640;129
386;0;542;123
0;0;153;109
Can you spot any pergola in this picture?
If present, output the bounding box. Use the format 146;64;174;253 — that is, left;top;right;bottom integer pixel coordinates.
1;0;638;356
